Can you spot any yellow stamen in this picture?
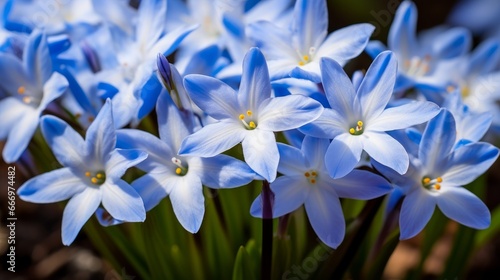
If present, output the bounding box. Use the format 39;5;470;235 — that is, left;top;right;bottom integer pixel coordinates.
436;177;443;183
91;177;98;184
96;173;103;179
310;179;316;184
239;114;245;120
304;172;310;177
298;61;305;66
357;121;363;127
311;171;317;176
85;171;91;177
246;110;252;116
175;167;182;175
434;184;441;190
349;128;355;134
17;86;26;94
249;121;256;129
22;96;31;103
303;55;309;61
423;177;431;184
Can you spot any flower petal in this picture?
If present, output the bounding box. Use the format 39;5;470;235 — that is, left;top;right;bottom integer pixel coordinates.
18;167;86;203
0;53;30;95
0;97;29;140
242;129;279;182
101;179;146;222
277;143;307;175
3;109;39;163
419;109;456;170
131;172;169;211
190;155;257;189
316;23;375;66
40;115;86;170
61;188;101;245
437;187;490;229
39;72;68;111
362;131;409;175
301;136;330;170
325;133;363;179
299;108;347;139
106;149;148;181
388;1;418;59
368;101;440;131
357;51;397;120
238;48;272;112
258;95;323;131
86;99;116;164
136;0;167;49
305;187;344;249
399;189;435;240
156;90;193;151
179;121;245;157
331;169;392;199
247;21;297;60
169;174;204;233
250;175;308;218
183;74;240;120
443;142;499;185
293;0;327;54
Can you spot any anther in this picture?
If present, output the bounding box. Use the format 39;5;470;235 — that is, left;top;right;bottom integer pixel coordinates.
175;167;182;175
304;172;310;177
22;96;31;104
423;177;431;184
17;86;26;94
249;121;256;129
91;177;98;184
85;171;91;177
349;128;355;134
239;114;245;120
246;110;252;116
436;177;443;183
434;184;441;190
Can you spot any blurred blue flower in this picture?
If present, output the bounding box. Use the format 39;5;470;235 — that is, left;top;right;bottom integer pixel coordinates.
17;99;147;245
117;90;257;233
300;51;439;178
374;110;499;239
250;136;392;248
247;0;374;82
179;48;323;182
0;30;68;163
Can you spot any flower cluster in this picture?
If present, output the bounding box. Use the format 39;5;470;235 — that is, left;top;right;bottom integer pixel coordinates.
2;0;499;266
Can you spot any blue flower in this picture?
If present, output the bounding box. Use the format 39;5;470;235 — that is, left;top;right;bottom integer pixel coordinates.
17;99;147;245
0;30;68;163
366;1;472;93
300;51;440;178
179;48;323;182
250;136;392;248
117;90;257;233
247;0;374;82
373;110;499;239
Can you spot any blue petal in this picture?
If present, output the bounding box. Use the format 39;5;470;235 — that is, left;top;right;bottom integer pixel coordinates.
3;109;39;163
242;129;279;182
0;98;26;140
131;172;169;211
23;30;52;87
157;90;192;151
40;115;86;170
432;27;471;60
365;40;387;59
301;136;330;169
18;167;86;203
368;101;440;131
467;39;500;76
137;75;162;120
357;51;397;120
298;108;347;139
325;133;363;179
258;95;323;131
320;57;359;120
332;169;392;199
443;142;499;185
0;53;30;95
316;23;375;66
292;0;327;54
116;129;174;172
247;21;296;61
179;121;245;157
305;187;344;249
363;131;409;175
61;188;101;245
388;1;418;59
437;187;490;229
399;189;436;240
95;208;124;227
136;0;167;49
277;143;307;175
106;149;148;181
238;48;272;111
183;74;240;120
191;155;256;189
150;24;198;56
101;179;145;222
250;175;307;218
85;99;116;163
169;174;204;233
39;72;68;110
419;109;456;169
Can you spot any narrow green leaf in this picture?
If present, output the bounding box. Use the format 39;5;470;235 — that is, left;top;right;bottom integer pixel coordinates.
232;246;257;280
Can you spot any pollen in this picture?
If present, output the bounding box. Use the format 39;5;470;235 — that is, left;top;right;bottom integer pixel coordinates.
249;121;256;129
17;86;26;94
436;177;443;183
434;184;441;190
85;171;91;177
239;114;245;120
423;177;431;184
298;61;305;66
175;167;182;175
304;172;310;177
349;128;355;134
22;96;32;104
422;176;443;191
303;55;310;62
304;170;318;184
349;120;364;135
246;110;252;116
91;177;98;184
96;173;103;179
172;157;188;176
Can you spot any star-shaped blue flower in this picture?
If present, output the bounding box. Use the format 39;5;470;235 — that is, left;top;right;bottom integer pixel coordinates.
374;109;499;239
179;47;323;182
18;99;147;245
300;51;440;178
250;136;392;248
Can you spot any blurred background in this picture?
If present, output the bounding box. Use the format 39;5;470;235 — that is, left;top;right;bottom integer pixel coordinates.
2;0;500;279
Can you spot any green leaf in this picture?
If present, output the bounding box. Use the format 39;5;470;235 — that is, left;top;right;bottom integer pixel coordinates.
232;246;256;280
475;206;500;248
